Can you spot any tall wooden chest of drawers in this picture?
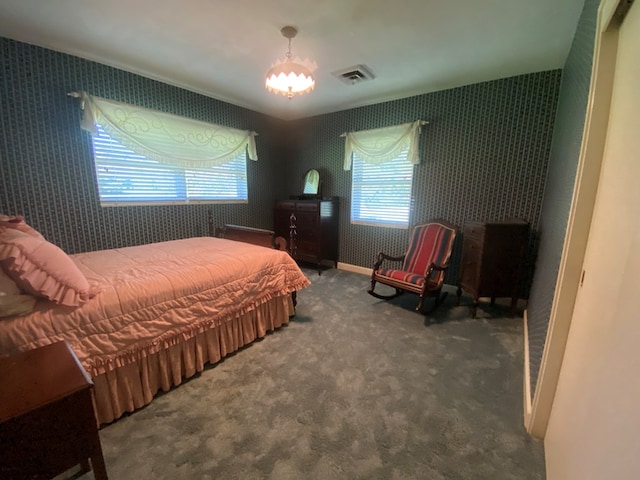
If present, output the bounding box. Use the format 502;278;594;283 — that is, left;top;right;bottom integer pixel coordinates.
456;220;530;317
274;198;339;273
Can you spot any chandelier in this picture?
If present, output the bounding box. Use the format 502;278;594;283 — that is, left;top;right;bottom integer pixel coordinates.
265;26;315;99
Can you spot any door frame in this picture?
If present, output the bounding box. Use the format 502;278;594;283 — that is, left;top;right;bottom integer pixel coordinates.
526;0;622;438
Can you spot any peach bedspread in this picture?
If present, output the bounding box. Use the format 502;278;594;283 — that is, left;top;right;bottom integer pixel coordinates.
0;237;310;424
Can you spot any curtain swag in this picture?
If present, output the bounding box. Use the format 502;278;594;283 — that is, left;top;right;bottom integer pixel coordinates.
342;120;426;171
75;92;258;168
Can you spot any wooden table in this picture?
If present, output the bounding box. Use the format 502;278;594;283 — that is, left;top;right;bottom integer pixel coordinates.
0;341;108;479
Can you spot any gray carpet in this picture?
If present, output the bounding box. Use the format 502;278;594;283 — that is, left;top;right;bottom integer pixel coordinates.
72;267;545;479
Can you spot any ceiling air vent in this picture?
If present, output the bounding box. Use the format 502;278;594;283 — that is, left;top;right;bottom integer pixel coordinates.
332;64;375;85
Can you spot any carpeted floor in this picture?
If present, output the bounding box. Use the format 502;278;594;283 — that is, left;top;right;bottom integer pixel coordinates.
71;267;545;479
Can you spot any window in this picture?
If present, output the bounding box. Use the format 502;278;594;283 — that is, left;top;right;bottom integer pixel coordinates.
343;120;424;229
350;148;414;228
74;91;258;207
92;124;247;206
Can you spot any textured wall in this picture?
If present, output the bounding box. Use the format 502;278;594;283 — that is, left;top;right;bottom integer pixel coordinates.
526;0;599;396
0;38;288;254
1;37;563;302
285;71;562;289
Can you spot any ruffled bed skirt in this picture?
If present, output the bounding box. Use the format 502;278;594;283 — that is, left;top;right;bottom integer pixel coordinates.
92;294;293;426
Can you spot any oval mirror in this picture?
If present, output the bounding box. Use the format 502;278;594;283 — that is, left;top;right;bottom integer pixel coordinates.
302;169;320;195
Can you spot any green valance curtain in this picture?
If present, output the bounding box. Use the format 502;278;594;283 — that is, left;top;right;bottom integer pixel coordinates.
76;92;258;168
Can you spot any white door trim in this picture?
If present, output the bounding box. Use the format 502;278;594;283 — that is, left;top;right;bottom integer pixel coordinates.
526;0;621;438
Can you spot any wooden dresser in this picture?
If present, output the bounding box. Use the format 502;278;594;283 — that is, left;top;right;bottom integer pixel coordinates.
274;197;339;273
456;220;530;317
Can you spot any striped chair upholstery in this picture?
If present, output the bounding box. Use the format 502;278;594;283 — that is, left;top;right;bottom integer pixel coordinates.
368;221;457;313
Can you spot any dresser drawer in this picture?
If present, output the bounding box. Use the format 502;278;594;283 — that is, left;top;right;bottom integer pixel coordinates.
273;198;340;272
463;224;485;242
457;220;530;315
460;237;481;290
275;201;296;210
296;213;318;236
296;202;319;212
461;236;481;259
274;210;294;239
296;241;319;262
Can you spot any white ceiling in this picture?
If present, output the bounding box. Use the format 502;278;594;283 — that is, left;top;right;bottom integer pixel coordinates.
0;0;585;120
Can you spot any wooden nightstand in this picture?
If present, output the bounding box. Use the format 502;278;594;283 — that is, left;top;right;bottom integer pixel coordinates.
0;341;108;479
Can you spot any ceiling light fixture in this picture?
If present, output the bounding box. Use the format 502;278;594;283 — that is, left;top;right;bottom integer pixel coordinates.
265;26;315;100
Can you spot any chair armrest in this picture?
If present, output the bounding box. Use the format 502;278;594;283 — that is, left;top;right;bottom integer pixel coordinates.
424;262;448;281
373;252;405;270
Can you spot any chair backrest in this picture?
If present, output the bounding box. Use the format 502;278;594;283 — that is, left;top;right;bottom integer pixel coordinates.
402;222;457;284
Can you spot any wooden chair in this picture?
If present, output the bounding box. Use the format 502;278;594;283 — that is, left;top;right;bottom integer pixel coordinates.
368;220;458;313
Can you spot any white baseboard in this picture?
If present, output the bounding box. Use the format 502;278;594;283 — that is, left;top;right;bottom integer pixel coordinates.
523;308;533;428
336;262;370;276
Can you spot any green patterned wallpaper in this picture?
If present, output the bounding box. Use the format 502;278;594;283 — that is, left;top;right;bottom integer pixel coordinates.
1;36;562;302
285;70;562;290
0;37;288;254
526;0;599;397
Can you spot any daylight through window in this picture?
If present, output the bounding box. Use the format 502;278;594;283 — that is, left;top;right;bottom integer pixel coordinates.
92;124;248;206
350;148;414;228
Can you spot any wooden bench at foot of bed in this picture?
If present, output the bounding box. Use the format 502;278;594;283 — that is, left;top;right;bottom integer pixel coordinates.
213;224;296;307
213;224;288;252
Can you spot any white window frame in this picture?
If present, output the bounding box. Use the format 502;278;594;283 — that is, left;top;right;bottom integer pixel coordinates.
350;148;414;228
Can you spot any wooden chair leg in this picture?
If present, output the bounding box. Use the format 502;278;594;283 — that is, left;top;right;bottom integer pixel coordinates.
437;291;448;308
421;291;448;316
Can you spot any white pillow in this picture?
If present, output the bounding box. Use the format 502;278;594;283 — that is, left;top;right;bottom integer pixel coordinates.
0;268;21;296
0;294;37;318
0;267;37;317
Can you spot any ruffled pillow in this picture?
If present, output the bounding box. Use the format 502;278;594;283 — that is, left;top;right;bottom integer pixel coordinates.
0;214;45;239
0;229;96;307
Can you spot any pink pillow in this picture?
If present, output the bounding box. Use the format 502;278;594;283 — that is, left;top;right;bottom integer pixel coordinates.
0;215;45;240
0;229;96;307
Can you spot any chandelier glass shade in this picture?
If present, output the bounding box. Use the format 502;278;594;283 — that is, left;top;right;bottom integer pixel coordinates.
265;26;315;99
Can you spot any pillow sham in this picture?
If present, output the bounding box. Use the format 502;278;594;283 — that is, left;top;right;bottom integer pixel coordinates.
0;229;96;307
0;214;45;239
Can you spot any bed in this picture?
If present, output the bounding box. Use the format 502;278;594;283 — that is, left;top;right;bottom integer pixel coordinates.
0;223;310;425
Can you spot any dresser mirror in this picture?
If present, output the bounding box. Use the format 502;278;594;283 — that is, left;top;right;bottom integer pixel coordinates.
302;169;320;196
